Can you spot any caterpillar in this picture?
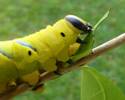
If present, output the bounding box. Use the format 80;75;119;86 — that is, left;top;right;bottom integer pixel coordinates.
0;15;93;93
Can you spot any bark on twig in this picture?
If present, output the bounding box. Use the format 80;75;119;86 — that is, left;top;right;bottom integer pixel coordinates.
1;33;125;99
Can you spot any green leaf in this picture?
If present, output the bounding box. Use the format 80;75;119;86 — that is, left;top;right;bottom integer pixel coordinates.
71;33;94;62
81;67;125;100
93;10;109;31
71;11;109;62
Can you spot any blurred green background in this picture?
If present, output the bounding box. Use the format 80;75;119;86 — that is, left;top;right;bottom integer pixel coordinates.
0;0;125;100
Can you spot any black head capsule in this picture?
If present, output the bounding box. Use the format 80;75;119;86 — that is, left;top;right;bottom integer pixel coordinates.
65;15;92;33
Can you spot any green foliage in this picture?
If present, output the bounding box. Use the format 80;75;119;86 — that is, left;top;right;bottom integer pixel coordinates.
81;67;125;100
13;91;43;100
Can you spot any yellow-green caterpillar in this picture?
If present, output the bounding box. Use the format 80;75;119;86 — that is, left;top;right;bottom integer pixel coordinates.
0;15;93;93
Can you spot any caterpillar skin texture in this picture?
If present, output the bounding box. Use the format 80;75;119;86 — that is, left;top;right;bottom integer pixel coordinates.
0;15;92;93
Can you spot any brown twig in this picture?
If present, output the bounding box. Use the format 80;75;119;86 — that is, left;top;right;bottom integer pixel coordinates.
1;33;125;99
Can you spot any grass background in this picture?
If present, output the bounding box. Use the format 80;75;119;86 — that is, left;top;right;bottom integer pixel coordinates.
0;0;125;99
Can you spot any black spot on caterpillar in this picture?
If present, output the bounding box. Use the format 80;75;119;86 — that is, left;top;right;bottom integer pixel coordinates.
60;32;65;37
28;50;32;56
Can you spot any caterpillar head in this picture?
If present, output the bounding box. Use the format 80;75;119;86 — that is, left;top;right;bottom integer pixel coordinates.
65;15;92;34
53;15;92;45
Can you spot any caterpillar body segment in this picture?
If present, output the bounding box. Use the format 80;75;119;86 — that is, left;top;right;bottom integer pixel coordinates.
0;53;18;93
0;15;93;93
